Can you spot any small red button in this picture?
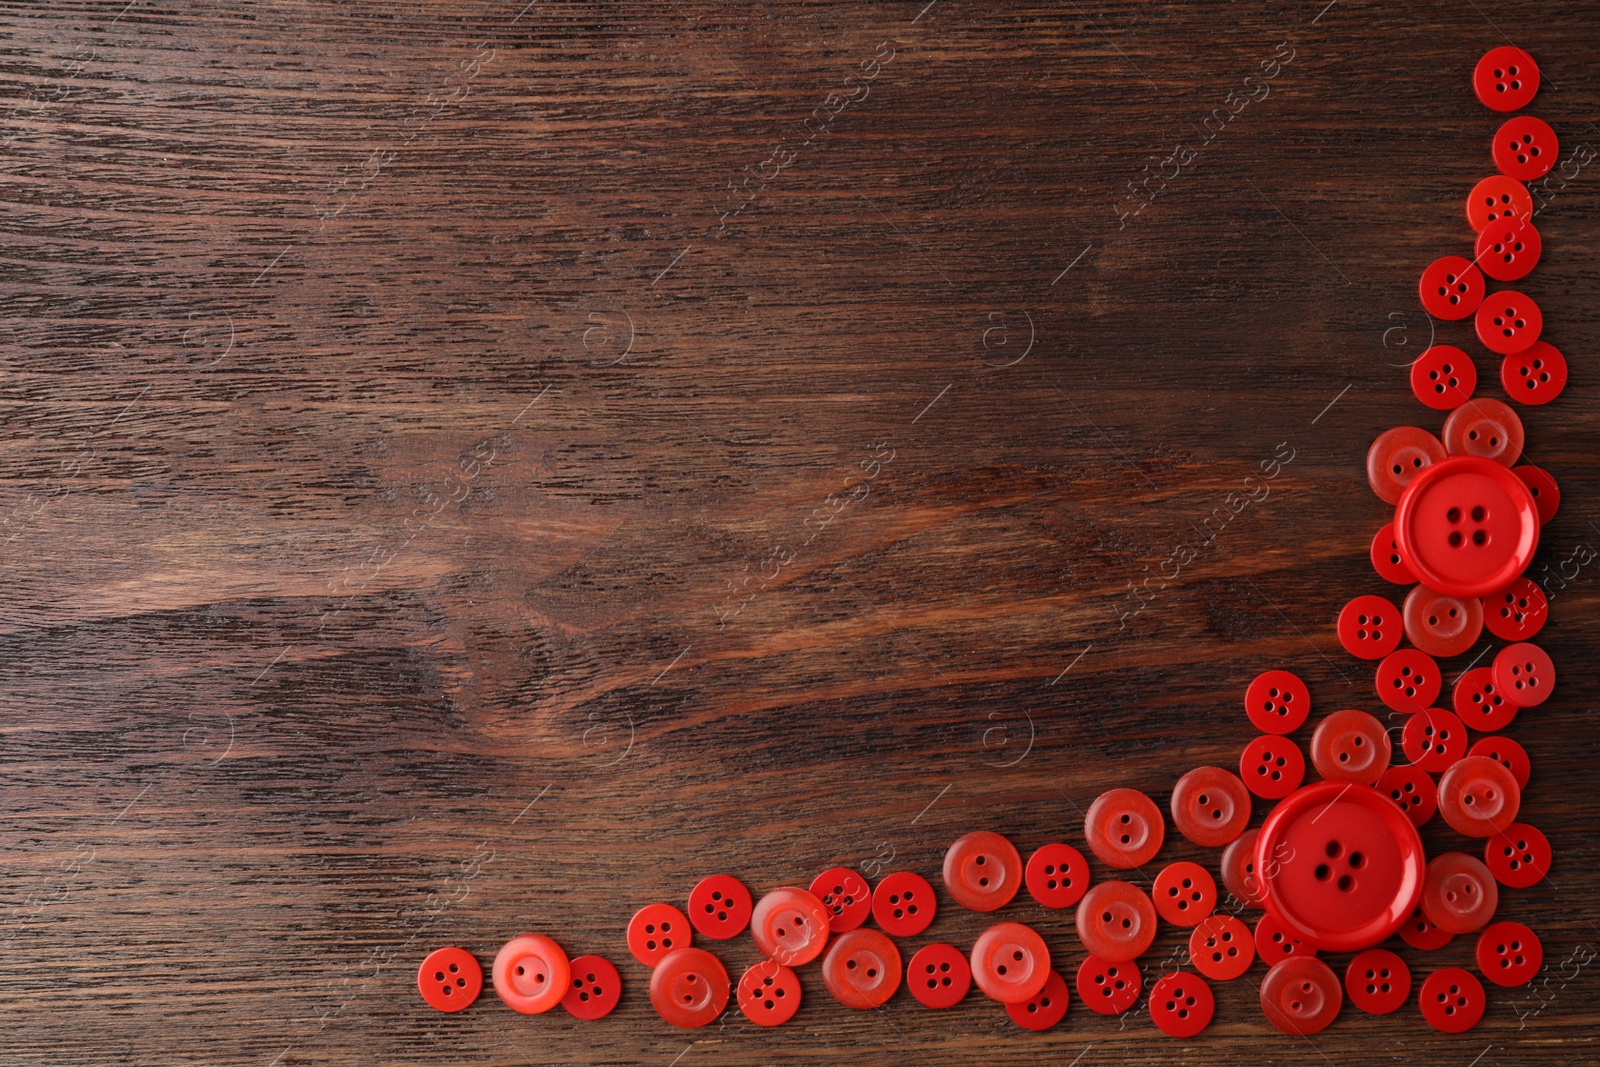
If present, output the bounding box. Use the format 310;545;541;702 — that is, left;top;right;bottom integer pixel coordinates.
1367;426;1447;505
1421;852;1499;934
1419;966;1486;1033
628;903;691;968
1477;920;1542;988
1260;957;1343;1035
971;921;1051;1003
942;830;1022;912
1241;734;1305;800
1076;881;1157;962
1377;764;1437;828
750;887;830;966
649;947;729;1028
737;959;800;1026
419;946;483;1013
809;867;871;933
1245;668;1310;733
1375;648;1439;713
1443;397;1526;466
1474;46;1540;111
1076;955;1141;1015
1084;788;1164;869
1399;907;1456;951
907;942;971;1009
1485;822;1551;888
1371;522;1418;584
1494;641;1555;707
1153;861;1216;927
1502;340;1568;405
1149;971;1214;1038
1470;735;1531;790
1419;255;1485;320
1006;969;1070;1031
821;928;901;1009
1474;289;1543;354
1337;595;1403;660
1409;345;1477;410
1513;463;1560;523
1402;585;1486;658
1493;115;1559;181
1345;948;1410;1015
689;874;753;940
1255;911;1316;965
1474;215;1541;281
1483;577;1548;643
1438;755;1521;838
1310;709;1392;785
1400;707;1468;774
1454;666;1517;731
493;933;571;1015
1220;828;1267;908
1189;914;1254;980
1466;173;1533;231
1024;843;1090;909
872;870;936;937
1170;765;1250;847
1395;454;1538;596
562;954;622;1021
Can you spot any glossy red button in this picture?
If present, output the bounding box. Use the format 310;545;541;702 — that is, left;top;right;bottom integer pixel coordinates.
1454;667;1516;731
1474;289;1543;354
419;946;483;1013
1345;948;1410;1015
1421;853;1499;934
1402;585;1485;658
1494;641;1555;707
1493;115;1558;181
689;874;752;940
1409;345;1477;411
907;942;971;1009
1084;788;1164;869
1470;735;1531;790
493;933;571;1015
1190;914;1254;980
1241;734;1305;800
1260;957;1342;1035
1375;648;1439;713
822;928;901;1009
1438;755;1521;838
750;887;830;966
1400;707;1468;774
1245;668;1310;733
1514;463;1560;523
1398;454;1537;586
649;947;729;1028
1474;46;1539;111
1076;955;1141;1015
1419;255;1485;320
1502;340;1568;405
1077;881;1156;962
1337;595;1403;660
1378;764;1437;828
1466;174;1533;231
1006;969;1069;1031
1484;577;1548;643
628;903;691;967
1221;828;1267;909
1400;907;1455;951
942;830;1022;911
1255;911;1315;965
1171;765;1250;847
1475;215;1541;281
810;867;871;933
1371;522;1419;584
1477;920;1542;988
737;959;800;1026
1444;397;1527;467
1367;426;1447;505
562;954;622;1021
872;870;936;937
1153;861;1216;927
1024;843;1090;909
1486;822;1551;888
1310;709;1391;784
1420;966;1486;1033
1150;971;1214;1038
971;921;1051;1003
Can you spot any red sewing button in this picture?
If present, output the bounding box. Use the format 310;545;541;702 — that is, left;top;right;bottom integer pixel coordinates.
1409;345;1477;411
1006;969;1069;1030
1024;843;1090;909
649;947;729;1028
1150;971;1214;1038
1345;948;1410;1015
1486;822;1551;888
1421;853;1499;934
1396;451;1539;590
1454;667;1517;732
1376;648;1440;713
1310;709;1391;784
689;874;753;940
493;933;571;1015
1484;577;1548;643
1153;861;1216;927
1241;734;1305;800
1420;966;1486;1033
1438;755;1521;838
1402;585;1485;658
1245;668;1310;733
562;955;622;1021
822;928;901;1009
1084;788;1164;869
1466;173;1533;231
872;870;936;937
1474;46;1539;111
1493;115;1558;181
1474;289;1543;354
1477;921;1542;988
1255;911;1315;965
1400;707;1467;774
1371;522;1418;584
737;959;800;1026
1076;955;1141;1015
810;867;871;933
1189;914;1253;980
1418;255;1484;320
1494;641;1555;707
1367;426;1447;505
750;886;830;966
971;921;1051;1003
1221;828;1267;908
1513;464;1559;523
1256;780;1424;951
907;942;971;1009
1171;765;1250;847
1400;907;1455;951
1260;957;1342;1035
1077;881;1157;962
1470;735;1531;790
1475;215;1541;281
1378;764;1437;828
1443;397;1526;466
1502;340;1568;405
628;903;691;967
1337;595;1403;660
418;946;483;1013
942;830;1022;911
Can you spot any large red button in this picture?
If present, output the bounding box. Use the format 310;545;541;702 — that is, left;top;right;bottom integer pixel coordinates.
1345;948;1410;1015
1419;967;1486;1033
1170;765;1250;847
1084;788;1164;869
1394;454;1538;597
1483;577;1548;642
1470;735;1531;790
1254;911;1315;965
872;870;936;937
810;867;871;933
1466;174;1533;231
1006;969;1069;1031
822;928;901;1009
1502;340;1568;405
1477;921;1542;987
1402;585;1485;658
971;921;1051;1003
1443;397;1526;466
1149;971;1214;1038
1375;648;1439;713
1245;668;1310;733
1400;707;1467;774
1153;860;1216;926
737;959;800;1026
1494;641;1555;707
1474;289;1543;354
562;954;622;1021
649;947;729;1028
1367;426;1447;505
750;887;830;966
1076;955;1141;1015
1409;345;1477;410
1454;666;1517;731
1485;822;1551;888
1241;734;1305;800
1493;115;1558;181
1337;595;1403;660
1371;522;1418;584
942;830;1022;911
628;903;691;967
419;946;483;1013
1474;46;1539;111
1377;763;1437;828
689;874;753;940
1419;255;1485;320
1076;881;1157;962
1024;843;1090;909
1438;755;1521;837
907;942;970;1009
1220;828;1267;908
1475;215;1541;281
1260;957;1343;1035
1421;852;1499;934
1310;709;1391;784
1399;907;1456;951
493;933;571;1015
1189;914;1253;981
1513;463;1560;523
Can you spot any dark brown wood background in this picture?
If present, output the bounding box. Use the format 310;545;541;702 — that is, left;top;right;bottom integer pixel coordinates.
2;1;1597;1064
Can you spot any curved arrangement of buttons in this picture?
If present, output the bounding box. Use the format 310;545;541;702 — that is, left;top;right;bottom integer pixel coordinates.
414;46;1558;1038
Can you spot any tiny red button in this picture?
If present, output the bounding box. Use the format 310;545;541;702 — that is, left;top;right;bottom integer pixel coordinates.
1399;907;1455;951
1438;755;1521;838
971;921;1051;1003
1260;957;1343;1035
737;959;800;1026
1024;843;1090;910
1477;920;1542;988
1345;948;1410;1015
1402;585;1486;658
1474;289;1543;354
1337;595;1403;660
1377;764;1437;828
1493;115;1558;181
1421;852;1499;934
1245;668;1310;733
822;928;901;1009
1443;397;1526;466
689;874;753;940
750;887;830;966
419;946;483;1013
1470;735;1531;790
1513;464;1560;523
1255;911;1316;965
1420;966;1486;1033
1076;881;1156;962
649;947;729;1028
1189;914;1254;980
1502;340;1568;405
1153;861;1216;927
1220;828;1267;909
1400;707;1467;774
493;933;571;1015
1150;971;1214;1038
1076;955;1141;1015
1484;577;1548;643
1395;453;1538;596
907;942;971;1009
1084;787;1164;869
1375;648;1440;713
628;903;691;968
1310;709;1391;785
1474;46;1539;111
1419;255;1485;320
1466;174;1533;232
1006;969;1070;1031
1486;822;1551;888
1170;765;1250;847
1475;215;1541;281
942;830;1022;911
1241;734;1305;800
1371;522;1419;584
872;870;936;937
810;867;872;933
1409;345;1477;410
562;954;622;1021
1454;666;1517;731
1367;426;1447;505
1494;641;1555;707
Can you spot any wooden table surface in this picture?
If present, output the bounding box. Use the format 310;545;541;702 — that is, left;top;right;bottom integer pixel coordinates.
3;2;1597;1064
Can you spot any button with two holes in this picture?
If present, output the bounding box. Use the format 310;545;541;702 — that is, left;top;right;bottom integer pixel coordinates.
1367;426;1447;505
971;921;1051;1004
1170;765;1251;847
1084;788;1164;869
1006;969;1070;1031
1421;852;1499;934
493;933;571;1015
1371;522;1418;584
822;928;901;1009
1260;957;1343;1035
942;831;1022;912
1403;585;1486;658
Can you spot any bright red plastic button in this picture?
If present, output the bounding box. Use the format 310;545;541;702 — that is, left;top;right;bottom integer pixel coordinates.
1494;641;1555;707
1421;853;1499;934
1400;707;1467;774
1371;522;1418;584
628;903;691;968
1395;453;1538;594
750;887;830;966
1484;576;1548;643
872;870;936;937
1241;734;1305;800
942;830;1022;912
1025;843;1090;909
1420;966;1485;1033
1337;595;1403;660
1260;957;1342;1035
419;946;483;1013
1076;955;1141;1015
971;921;1051;1004
1150;971;1214;1038
1400;907;1455;951
1454;666;1516;731
1438;755;1521;837
1255;911;1315;965
1493;115;1558;181
1076;881;1156;962
1220;828;1267;908
1514;464;1560;523
1378;764;1438;828
1376;648;1439;713
1502;340;1568;406
1486;823;1551;888
1310;709;1391;784
822;928;901;1009
1402;585;1485;658
1170;765;1251;847
1367;426;1447;505
493;933;571;1015
1474;289;1543;354
907;942;971;1009
1084;788;1164;869
1475;215;1541;281
562;955;622;1021
1470;735;1531;790
649;947;729;1028
1478;920;1542;988
1467;174;1533;231
810;867;872;933
737;959;800;1026
1153;860;1216;927
1474;46;1539;111
1410;345;1477;410
1006;969;1069;1031
1419;255;1484;320
1345;948;1410;1015
1189;914;1254;980
689;874;753;940
1245;668;1310;733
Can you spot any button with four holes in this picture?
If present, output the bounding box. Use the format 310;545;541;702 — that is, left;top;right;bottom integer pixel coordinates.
1419;966;1486;1033
750;887;830;966
1310;709;1392;784
1150;971;1214;1038
1493;115;1558;181
1466;173;1533;231
1241;734;1305;800
1485;822;1551;888
628;903;691;968
1084;788;1165;869
1409;345;1477;410
1454;667;1516;731
1400;707;1468;774
1367;426;1448;504
1475;215;1541;281
1438;755;1521;838
1337;595;1403;659
561;955;622;1021
1502;340;1568;406
1474;289;1543;354
737;959;800;1026
1378;764;1438;828
971;921;1051;1004
649;947;729;1028
1421;852;1499;934
1025;843;1090;910
1260;957;1343;1035
1153;861;1217;927
1494;641;1555;707
1245;668;1310;733
907;942;971;1010
942;830;1022;912
1470;735;1531;790
1006;969;1070;1031
1400;907;1456;951
822;928;902;1009
689;874;753;940
1477;921;1542;988
1376;648;1440;713
1171;765;1251;847
1255;911;1316;965
1418;255;1485;320
1345;948;1410;1015
1190;914;1254;980
418;946;483;1013
1371;522;1419;584
1514;464;1560;523
1402;585;1486;658
1077;881;1157;962
1474;46;1539;111
493;933;571;1015
1395;455;1538;599
1076;955;1141;1015
872;870;936;937
809;867;871;933
1483;576;1548;642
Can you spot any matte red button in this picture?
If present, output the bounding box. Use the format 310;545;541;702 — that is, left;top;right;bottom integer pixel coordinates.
419;946;483;1013
1077;881;1156;962
1409;345;1477;410
1367;426;1447;505
649;947;729;1028
872;870;936;937
493;933;571;1015
810;867;871;933
1470;735;1531;790
1245;668;1310;733
1189;914;1254;980
1493;115;1558;181
1477;920;1542;988
907;942;971;1009
562;954;622;1021
1084;787;1164;869
1513;463;1560;523
1484;577;1548;642
1485;822;1551;888
628;903;691;967
1006;969;1069;1031
1466;174;1533;231
1475;215;1541;281
737;959;800;1026
1255;911;1315;965
1474;46;1539;111
1421;853;1499;934
1371;522;1418;584
1502;340;1568;405
1420;966;1485;1033
1474;289;1543;354
1076;955;1141;1015
1024;843;1090;909
1400;707;1467;774
1375;648;1439;713
1337;595;1403;660
1171;765;1250;847
1443;397;1526;466
1418;255;1484;320
1345;948;1410;1015
1395;454;1538;596
1494;641;1555;707
1260;957;1342;1035
1378;764;1437;828
942;830;1022;911
1454;666;1517;731
1221;828;1267;908
750;887;830;966
822;927;901;1009
1402;585;1485;658
1438;755;1521;837
1241;734;1305;800
1150;971;1214;1038
689;874;753;940
971;921;1051;1003
1400;907;1455;951
1153;860;1216;927
1310;709;1391;785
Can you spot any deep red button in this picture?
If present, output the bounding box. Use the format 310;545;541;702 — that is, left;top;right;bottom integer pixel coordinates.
1371;522;1418;584
907;942;971;1009
1077;880;1156;962
1024;843;1090;909
1375;648;1439;713
1084;787;1164;869
1438;755;1521;838
1409;345;1477;411
493;933;571;1015
1493;115;1558;181
750;887;830;966
1337;595;1403;660
1260;957;1342;1035
1400;907;1455;951
1189;914;1254;980
1470;735;1531;790
1220;828;1267;909
1366;426;1447;505
1474;289;1543;354
1443;397;1527;465
1377;764;1437;828
1153;861;1216;927
1345;948;1410;1015
1474;46;1539;111
1394;455;1537;594
1477;920;1542;988
1241;734;1305;800
1454;666;1516;731
1484;577;1548;643
1502;340;1568;405
822;928;901;1009
1255;911;1315;965
810;867;871;933
1475;215;1541;281
562;954;622;1021
1466;173;1533;231
419;946;483;1013
1421;852;1499;934
1310;709;1391;784
1485;822;1551;888
1494;641;1555;707
1402;585;1486;658
1420;966;1486;1033
1513;463;1560;523
628;903;692;967
689;874;753;940
971;921;1051;1003
1171;765;1250;847
1400;707;1467;774
942;830;1022;911
737;959;800;1026
1150;971;1214;1038
872;870;936;937
1076;955;1141;1015
1006;969;1069;1031
1418;255;1485;320
1245;668;1310;733
649;947;729;1028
